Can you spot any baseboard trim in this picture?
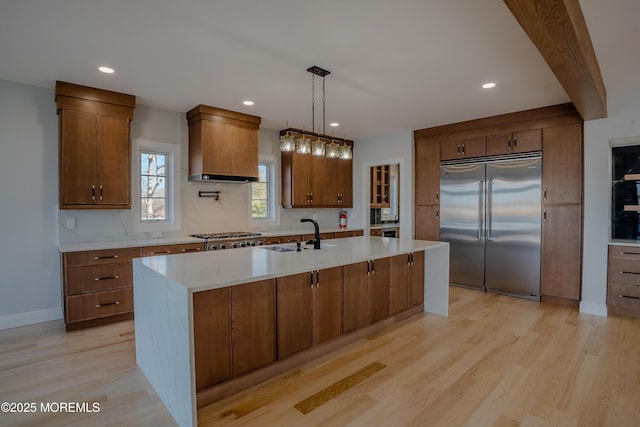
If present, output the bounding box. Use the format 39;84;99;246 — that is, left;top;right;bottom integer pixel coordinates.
0;307;63;330
579;301;608;317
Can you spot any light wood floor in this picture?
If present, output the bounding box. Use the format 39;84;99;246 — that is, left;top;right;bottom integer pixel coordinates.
1;287;639;426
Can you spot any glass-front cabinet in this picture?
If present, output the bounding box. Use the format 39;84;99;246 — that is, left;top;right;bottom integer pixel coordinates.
612;145;640;240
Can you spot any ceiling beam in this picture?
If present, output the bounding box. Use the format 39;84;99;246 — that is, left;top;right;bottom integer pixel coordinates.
503;0;607;120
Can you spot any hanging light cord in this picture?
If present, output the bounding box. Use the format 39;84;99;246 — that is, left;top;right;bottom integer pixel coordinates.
311;73;315;136
322;75;326;136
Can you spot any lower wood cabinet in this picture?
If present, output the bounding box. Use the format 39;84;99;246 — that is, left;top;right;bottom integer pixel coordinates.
415;205;439;241
389;252;425;315
408;251;425;308
369;258;390;323
193;288;231;391
541;204;582;300
607;245;640;318
343;262;370;333
276;267;343;359
230;280;276;376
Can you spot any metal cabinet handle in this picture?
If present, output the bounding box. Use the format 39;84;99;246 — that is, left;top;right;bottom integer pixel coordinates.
435;191;439;202
371;260;375;275
513;137;517;150
367;261;370;275
310;271;314;288
543;188;547;200
150;250;171;255
478;180;483;240
507;137;512;150
461;144;466;155
316;270;320;288
91;185;96;201
619;271;640;275
620;252;640;256
94;255;119;260
95;275;119;281
181;248;201;253
96;301;120;308
99;184;103;200
436;208;439;218
457;144;461;155
543;210;547;221
486;180;492;239
617;294;640;300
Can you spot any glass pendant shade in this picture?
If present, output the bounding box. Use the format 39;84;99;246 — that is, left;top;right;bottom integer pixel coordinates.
296;135;311;154
279;133;295;152
339;143;352;160
312;138;325;156
325;141;339;158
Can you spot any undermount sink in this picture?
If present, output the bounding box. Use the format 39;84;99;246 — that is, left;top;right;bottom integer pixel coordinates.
262;242;338;252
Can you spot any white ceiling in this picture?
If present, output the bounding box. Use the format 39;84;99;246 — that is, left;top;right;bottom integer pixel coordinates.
0;0;637;140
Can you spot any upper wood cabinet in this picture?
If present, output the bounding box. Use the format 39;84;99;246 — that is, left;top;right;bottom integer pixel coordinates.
187;105;261;181
415;143;440;206
56;81;135;209
542;123;583;205
281;131;353;208
486;129;542;156
440;136;486;160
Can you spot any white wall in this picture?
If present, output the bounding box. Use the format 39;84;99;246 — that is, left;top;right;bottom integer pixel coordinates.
353;130;414;238
0;80;62;328
581;88;640;316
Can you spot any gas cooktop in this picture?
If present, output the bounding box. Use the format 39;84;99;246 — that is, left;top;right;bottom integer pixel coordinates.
190;232;262;240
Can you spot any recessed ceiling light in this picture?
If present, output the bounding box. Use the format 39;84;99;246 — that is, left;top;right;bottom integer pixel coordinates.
482;82;496;89
330;122;339;127
98;66;115;74
243;100;254;106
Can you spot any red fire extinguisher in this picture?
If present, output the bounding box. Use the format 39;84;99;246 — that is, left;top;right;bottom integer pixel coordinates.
339;211;347;229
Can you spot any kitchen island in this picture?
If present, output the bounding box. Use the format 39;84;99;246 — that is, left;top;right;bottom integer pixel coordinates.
133;236;449;427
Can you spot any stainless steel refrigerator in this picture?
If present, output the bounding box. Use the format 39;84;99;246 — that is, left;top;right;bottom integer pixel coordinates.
439;155;542;300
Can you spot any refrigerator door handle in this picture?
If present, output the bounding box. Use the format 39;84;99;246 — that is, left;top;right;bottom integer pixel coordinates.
478;180;483;240
486;180;492;240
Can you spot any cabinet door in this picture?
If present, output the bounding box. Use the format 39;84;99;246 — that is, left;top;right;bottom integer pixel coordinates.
369;257;390;323
343;262;369;333
486;132;512;156
415;143;440;205
193;288;231;391
309;154;325;206
415;205;440;241
409;251;425;307
460;136;486;158
541;205;582;300
276;273;312;358
60;110;98;206
389;254;409;315
542;123;582;205
231;280;275;376
291;151;311;206
312;267;343;345
338;158;353;207
512;129;542;153
201;120;234;176
98;115;130;206
324;156;339;205
233;126;258;179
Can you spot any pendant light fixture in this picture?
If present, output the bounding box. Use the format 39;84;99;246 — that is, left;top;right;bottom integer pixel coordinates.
306;66;330;156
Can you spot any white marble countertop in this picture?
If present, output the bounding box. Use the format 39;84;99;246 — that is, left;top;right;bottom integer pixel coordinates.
135;236;447;293
610;239;640;247
58;227;365;252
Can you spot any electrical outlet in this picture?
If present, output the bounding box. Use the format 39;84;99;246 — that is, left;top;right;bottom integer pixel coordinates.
65;218;76;229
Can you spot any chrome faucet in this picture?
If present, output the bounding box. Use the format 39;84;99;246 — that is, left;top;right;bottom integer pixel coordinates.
301;219;321;249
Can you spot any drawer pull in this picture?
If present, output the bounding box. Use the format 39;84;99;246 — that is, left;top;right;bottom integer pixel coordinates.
95;275;119;281
150;251;171;255
95;301;120;308
181;248;201;252
94;255;119;260
620;251;640;256
617;294;640;300
619;271;640;275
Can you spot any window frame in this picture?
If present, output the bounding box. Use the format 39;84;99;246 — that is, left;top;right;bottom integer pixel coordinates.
249;155;279;226
132;139;181;233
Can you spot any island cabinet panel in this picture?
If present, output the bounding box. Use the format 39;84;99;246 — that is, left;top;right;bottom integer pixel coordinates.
230;280;276;376
369;257;391;323
312;267;343;345
193;288;231;391
343;262;370;333
389;254;409;315
276;273;312;359
408;251;425;307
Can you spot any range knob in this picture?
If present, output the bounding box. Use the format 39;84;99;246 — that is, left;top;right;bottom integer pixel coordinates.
231;242;238;249
219;243;226;250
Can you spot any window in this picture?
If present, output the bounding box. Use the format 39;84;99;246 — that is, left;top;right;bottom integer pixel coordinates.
250;156;278;225
132;139;181;232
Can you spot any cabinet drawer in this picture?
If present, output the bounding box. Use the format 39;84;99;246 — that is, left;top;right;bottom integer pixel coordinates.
607;282;640;310
608;259;640;285
335;230;364;238
65;289;133;323
609;245;640;261
176;242;205;253
66;263;133;295
142;245;177;256
302;232;335;241
64;247;141;267
265;235;302;244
